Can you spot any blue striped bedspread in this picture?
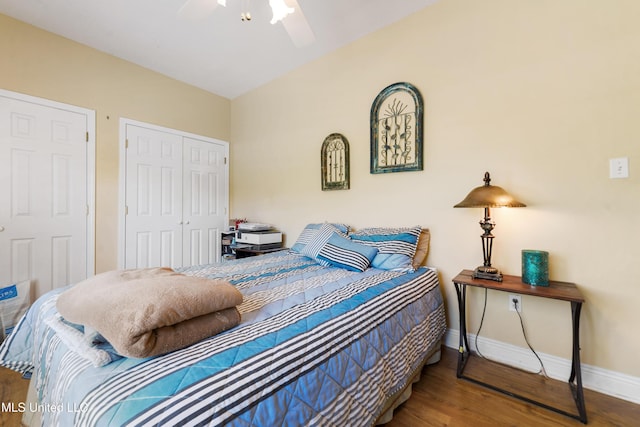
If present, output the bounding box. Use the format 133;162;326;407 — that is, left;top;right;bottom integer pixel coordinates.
0;251;446;426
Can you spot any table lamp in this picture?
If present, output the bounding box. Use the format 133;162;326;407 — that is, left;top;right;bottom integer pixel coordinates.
454;172;526;281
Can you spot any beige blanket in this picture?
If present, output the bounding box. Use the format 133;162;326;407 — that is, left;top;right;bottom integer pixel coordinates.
57;268;243;358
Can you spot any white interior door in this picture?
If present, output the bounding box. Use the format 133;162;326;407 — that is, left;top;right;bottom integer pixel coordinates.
0;90;95;299
124;124;183;269
182;137;228;266
122;121;228;269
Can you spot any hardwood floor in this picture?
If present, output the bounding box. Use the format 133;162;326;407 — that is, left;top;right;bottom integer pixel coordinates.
0;346;637;426
0;365;28;427
386;346;639;427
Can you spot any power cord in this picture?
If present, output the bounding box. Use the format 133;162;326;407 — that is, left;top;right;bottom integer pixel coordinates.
473;291;549;377
473;288;488;359
512;298;549;378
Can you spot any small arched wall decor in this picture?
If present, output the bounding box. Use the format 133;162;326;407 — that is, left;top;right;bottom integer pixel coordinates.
370;82;424;174
321;133;350;191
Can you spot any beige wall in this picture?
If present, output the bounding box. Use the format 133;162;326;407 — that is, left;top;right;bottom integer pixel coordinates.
231;0;640;377
0;14;231;273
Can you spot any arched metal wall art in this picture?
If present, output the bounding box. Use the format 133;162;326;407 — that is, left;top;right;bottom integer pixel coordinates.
370;82;424;174
321;133;350;191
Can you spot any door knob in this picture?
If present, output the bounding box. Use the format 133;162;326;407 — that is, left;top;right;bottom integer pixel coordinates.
0;226;4;232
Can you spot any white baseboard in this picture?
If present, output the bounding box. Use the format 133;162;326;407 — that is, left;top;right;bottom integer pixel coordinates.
444;328;640;405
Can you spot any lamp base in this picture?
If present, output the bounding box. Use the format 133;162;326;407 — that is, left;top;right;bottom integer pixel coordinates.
473;266;503;282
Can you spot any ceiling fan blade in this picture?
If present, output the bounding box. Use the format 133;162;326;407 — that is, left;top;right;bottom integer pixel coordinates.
281;0;316;48
178;0;220;21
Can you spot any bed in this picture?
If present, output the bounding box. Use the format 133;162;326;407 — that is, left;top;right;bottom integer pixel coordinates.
0;224;446;426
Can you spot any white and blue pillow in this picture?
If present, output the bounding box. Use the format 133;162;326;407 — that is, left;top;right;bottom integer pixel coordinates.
316;232;378;272
292;223;422;272
291;222;349;253
299;223;345;260
349;226;422;271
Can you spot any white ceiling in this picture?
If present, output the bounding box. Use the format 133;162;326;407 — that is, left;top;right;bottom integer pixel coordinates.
0;0;438;99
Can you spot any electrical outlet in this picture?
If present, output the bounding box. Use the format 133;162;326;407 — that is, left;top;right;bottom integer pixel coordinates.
509;294;522;312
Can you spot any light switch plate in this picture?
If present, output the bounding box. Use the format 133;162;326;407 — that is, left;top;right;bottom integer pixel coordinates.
609;157;629;179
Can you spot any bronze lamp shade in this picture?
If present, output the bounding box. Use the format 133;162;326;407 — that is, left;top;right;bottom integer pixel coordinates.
454;172;525;281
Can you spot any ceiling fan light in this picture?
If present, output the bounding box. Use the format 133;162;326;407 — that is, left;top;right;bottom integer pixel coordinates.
217;0;226;6
269;0;295;24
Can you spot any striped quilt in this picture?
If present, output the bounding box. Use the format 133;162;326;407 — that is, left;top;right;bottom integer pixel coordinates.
0;251;446;427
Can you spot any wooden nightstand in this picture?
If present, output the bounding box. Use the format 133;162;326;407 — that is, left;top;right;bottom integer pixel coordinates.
452;269;587;423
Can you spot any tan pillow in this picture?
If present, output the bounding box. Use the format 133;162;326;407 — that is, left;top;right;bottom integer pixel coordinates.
412;228;431;269
57;268;243;358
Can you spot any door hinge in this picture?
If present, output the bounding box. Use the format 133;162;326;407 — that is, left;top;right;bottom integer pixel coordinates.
224;157;227;165
86;205;89;216
125;205;129;215
86;132;89;142
125;138;129;149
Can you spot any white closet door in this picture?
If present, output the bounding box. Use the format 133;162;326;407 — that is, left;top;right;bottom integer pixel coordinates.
0;92;92;298
182;137;227;267
124;124;183;269
122;121;229;269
